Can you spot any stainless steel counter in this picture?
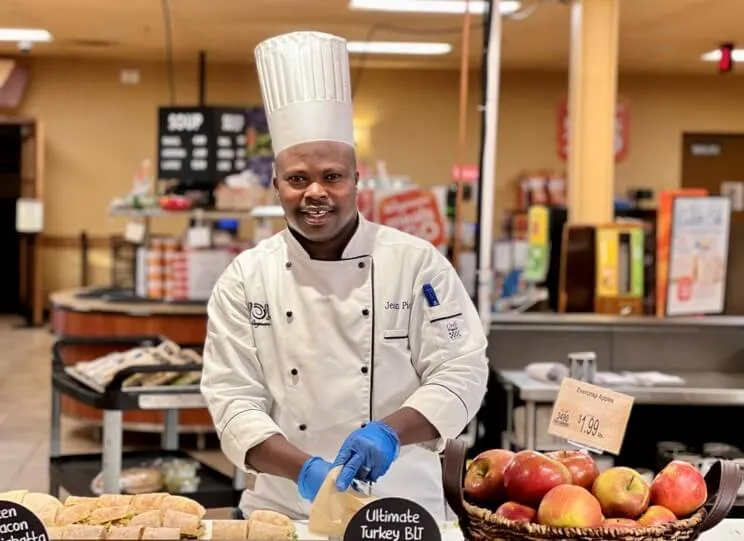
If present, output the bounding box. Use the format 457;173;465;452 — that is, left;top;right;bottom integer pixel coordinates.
496;369;744;450
487;314;744;374
498;370;744;405
490;313;744;330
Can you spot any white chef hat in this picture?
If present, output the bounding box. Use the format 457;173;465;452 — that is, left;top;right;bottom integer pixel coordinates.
254;31;355;156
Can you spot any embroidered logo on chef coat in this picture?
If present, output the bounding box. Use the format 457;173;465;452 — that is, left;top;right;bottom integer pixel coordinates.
247;302;271;327
446;320;463;342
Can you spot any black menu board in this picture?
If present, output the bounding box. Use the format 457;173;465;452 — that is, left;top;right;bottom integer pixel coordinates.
157;106;249;183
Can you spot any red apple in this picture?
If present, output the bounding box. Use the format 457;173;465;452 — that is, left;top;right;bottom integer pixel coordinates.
503;450;572;507
650;461;707;518
547;449;600;489
537;485;603;528
464;449;515;506
602;518;639;529
638;505;677;527
494;501;536;523
592;467;650;518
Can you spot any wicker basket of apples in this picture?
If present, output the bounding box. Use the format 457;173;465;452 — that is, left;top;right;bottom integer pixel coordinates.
443;439;740;541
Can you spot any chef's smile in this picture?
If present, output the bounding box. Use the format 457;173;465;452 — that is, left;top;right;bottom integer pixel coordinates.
300;206;334;227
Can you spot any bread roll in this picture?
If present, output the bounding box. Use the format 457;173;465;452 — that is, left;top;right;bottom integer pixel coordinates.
141;527;181;540
210;520;248;540
86;505;132;526
56;503;96;526
129;510;162;528
246;521;294;541
64;496;98;507
61;525;105;539
130;493;168;514
159;495;205;518
21;493;63;516
0;490;28;503
45;526;65;540
105;526;143;540
97;494;134;507
36;508;59;527
247;510;292;528
161;509;201;537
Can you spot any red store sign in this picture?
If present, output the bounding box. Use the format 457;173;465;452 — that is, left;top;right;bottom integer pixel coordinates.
557;97;630;163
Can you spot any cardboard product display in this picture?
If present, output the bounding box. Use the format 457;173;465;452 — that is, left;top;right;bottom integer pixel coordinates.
559;221;645;315
655;189;708;316
665;196;731;316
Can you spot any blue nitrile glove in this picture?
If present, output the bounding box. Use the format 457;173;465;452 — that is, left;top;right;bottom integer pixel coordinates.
332;421;400;491
297;456;333;502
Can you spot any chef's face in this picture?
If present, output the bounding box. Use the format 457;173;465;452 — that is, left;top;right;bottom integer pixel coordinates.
273;141;359;243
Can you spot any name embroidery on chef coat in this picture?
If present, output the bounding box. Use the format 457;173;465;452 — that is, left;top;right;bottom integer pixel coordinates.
247;302;272;327
384;300;411;310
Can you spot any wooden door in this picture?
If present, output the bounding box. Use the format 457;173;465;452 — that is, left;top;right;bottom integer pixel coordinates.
18;120;45;326
681;133;744;193
681;133;744;314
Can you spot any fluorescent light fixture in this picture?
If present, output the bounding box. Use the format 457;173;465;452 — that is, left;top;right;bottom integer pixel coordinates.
0;28;52;42
701;48;744;62
346;41;452;55
349;0;522;16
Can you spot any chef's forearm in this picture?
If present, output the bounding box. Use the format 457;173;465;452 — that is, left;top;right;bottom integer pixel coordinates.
382;407;440;446
245;434;312;481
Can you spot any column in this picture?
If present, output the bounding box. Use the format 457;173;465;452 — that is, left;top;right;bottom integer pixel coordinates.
567;0;620;225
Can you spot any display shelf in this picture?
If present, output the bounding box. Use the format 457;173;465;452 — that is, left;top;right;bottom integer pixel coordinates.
49;450;240;508
108;206;283;220
50;335;246;497
52;335;204;411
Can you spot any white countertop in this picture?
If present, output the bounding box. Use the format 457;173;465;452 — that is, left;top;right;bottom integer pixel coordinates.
289;519;744;540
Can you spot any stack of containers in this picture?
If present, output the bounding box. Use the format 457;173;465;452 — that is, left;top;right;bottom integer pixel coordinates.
146;238;165;299
167;251;190;301
162;237;181;301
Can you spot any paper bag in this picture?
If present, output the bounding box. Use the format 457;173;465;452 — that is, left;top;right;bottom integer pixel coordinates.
308;466;376;538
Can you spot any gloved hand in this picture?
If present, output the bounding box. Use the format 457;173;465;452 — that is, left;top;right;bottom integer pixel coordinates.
297;456;333;502
332;421;400;491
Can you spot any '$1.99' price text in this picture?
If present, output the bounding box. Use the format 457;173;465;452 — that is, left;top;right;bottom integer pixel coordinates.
578;414;602;439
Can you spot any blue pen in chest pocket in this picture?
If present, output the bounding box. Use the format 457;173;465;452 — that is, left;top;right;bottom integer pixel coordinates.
422;283;440;307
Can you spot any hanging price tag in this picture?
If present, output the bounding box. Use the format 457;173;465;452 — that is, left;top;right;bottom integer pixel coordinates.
547;377;634;455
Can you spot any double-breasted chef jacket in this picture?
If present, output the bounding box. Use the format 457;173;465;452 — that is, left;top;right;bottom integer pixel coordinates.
200;214;489;521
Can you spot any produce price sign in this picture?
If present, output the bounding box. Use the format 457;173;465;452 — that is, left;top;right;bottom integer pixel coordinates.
343;498;440;541
0;501;47;541
547;378;634;455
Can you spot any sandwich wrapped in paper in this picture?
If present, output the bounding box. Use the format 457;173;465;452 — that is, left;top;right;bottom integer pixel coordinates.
0;490;63;527
244;510;295;540
209;520;248;540
90;466;164;495
308;467;376;538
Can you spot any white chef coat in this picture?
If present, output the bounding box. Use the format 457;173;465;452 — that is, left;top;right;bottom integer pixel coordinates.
200;214;489;521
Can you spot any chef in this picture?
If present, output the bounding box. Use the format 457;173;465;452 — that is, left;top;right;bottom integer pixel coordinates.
200;30;489;522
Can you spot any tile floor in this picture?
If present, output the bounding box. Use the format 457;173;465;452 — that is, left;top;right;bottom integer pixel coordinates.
0;316;233;493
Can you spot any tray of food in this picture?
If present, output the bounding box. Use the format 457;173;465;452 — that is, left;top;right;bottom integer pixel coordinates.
63;340;203;394
0;490;299;540
443;438;740;541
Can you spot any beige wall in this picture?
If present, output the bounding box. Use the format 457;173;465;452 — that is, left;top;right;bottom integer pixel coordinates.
7;56;744;294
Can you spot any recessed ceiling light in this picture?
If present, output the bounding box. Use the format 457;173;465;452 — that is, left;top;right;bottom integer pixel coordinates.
0;28;52;42
701;48;744;62
346;41;452;55
349;0;522;15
